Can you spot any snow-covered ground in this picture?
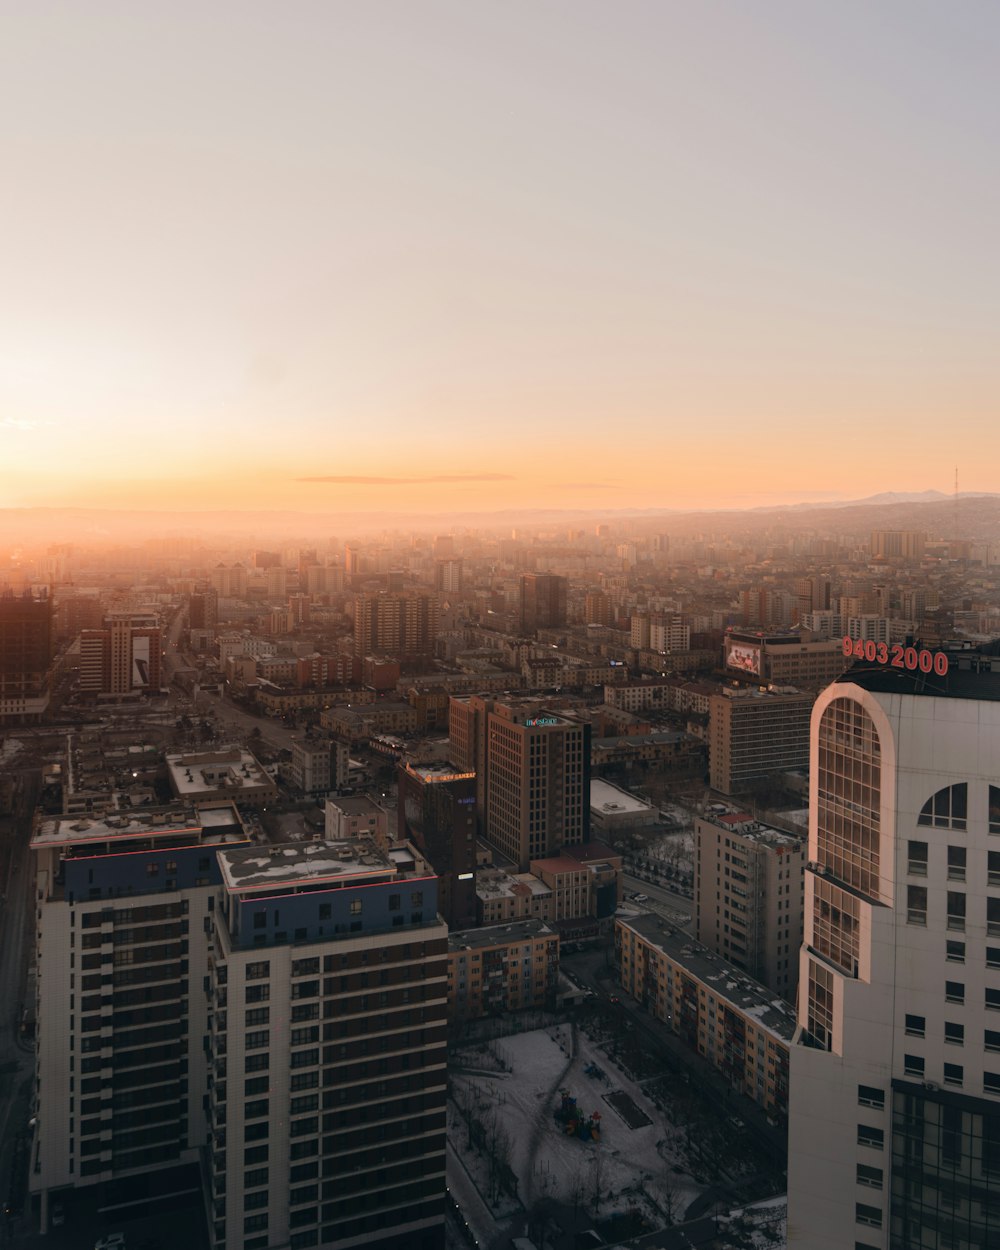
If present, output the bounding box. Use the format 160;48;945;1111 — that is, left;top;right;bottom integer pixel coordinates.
718;1194;788;1247
449;1025;709;1231
0;737;23;766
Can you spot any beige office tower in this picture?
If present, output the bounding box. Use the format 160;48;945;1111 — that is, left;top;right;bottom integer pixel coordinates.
449;696;590;871
788;654;1000;1249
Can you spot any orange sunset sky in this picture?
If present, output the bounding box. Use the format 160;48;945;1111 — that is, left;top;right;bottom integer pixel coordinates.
2;2;998;516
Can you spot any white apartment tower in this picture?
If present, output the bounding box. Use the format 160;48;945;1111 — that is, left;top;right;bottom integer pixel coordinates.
29;807;246;1229
788;651;1000;1249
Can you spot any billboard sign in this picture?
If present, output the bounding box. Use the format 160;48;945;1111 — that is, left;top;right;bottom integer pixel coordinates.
726;642;761;676
132;634;151;687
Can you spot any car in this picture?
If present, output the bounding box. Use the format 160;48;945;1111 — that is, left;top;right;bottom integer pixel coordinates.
609;995;621;1005
95;1235;126;1250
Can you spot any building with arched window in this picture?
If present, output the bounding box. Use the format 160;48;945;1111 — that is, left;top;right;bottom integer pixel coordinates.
789;650;1000;1249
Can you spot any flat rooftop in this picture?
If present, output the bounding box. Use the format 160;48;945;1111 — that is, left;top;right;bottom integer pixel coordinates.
697;811;803;849
619;913;796;1041
590;779;653;816
449;917;553;952
326;794;386;816
31;806;246;850
217;837;406;893
166;749;273;796
403;761;475;784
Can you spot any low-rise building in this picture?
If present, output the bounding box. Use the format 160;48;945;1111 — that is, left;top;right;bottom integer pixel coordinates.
290;739;348;795
447;918;559;1022
165;748;277;808
325;794;390;845
615;914;794;1119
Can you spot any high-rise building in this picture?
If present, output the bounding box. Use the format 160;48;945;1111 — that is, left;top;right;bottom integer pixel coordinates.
449;696;590;870
432;558;462;595
397;760;477;929
788;650;1000;1249
870;529;926;561
30;806;249;1229
79;613;161;696
0;588;53;722
190;588;219;630
519;573;566;635
352;591;439;661
29;811;449;1249
207;839;448;1250
724;629;848;690
694;811;805;1000
708;687;813;795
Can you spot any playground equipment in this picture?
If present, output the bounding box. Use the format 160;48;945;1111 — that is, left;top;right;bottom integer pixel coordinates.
554;1089;602;1142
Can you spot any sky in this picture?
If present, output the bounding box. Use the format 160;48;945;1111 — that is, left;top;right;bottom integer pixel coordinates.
1;1;998;516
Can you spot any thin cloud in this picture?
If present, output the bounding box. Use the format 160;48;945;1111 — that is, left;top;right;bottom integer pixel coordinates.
549;481;615;490
1;417;52;431
298;473;515;485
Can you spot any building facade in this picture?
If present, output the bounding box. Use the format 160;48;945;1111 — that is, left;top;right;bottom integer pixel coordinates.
788;653;1000;1249
397;761;478;930
207;839;449;1250
616;915;794;1119
0;589;52;722
29;806;250;1229
708;687;812;795
694;812;805;1000
447;919;559;1023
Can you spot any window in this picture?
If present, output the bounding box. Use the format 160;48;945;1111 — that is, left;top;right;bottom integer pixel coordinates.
252;912;267;930
919;783;967;830
244;1122;268;1141
349;899;362;916
388;894;401;911
856;1164;883;1189
243;1146;268;1165
246;985;269;1003
905;1014;925;1037
245;1008;269;1027
858;1085;884;1109
947;892;966;931
946;981;965;1005
411;891;423;907
243;1192;268;1211
246;1031;269;1050
903;1055;925;1077
856;1203;882;1229
947;846;966;881
987;988;1000;1011
243;1215;268;1234
944;1063;963;1086
990;785;1000;834
946;940;965;963
245;1100;269;1120
989;898;1000;938
857;1125;884;1150
990;852;1000;886
986;1031;1000;1053
244;1077;268;1096
245;1054;269;1072
292;958;320;977
246;961;270;979
906;885;927;926
244;1168;268;1188
907;841;928;875
945;1022;964;1046
986;1072;1000;1094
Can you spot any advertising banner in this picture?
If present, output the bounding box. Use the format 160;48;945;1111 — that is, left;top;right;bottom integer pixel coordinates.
727;642;761;676
132;634;151;687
